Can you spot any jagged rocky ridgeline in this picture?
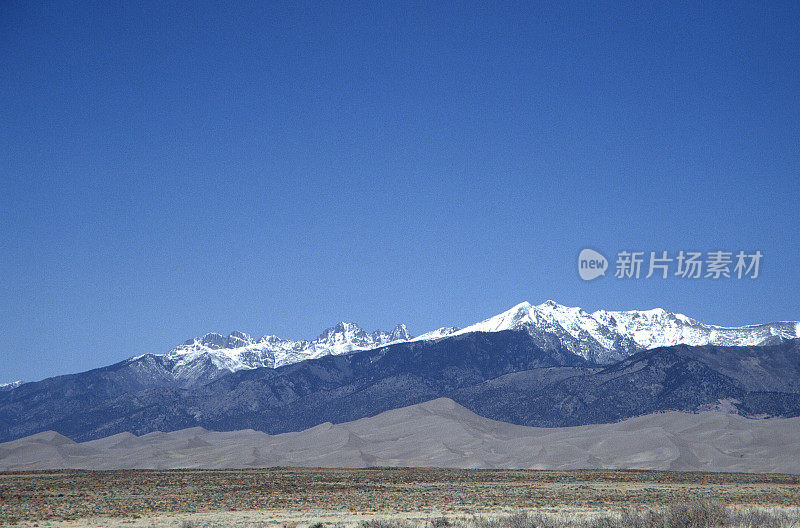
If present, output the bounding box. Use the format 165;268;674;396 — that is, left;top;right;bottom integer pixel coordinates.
136;300;800;386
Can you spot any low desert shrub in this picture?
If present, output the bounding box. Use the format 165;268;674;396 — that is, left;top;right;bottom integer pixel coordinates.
467;502;797;528
361;520;414;528
431;517;452;528
322;504;800;528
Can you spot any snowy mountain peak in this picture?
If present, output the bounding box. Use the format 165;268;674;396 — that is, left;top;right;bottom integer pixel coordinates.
227;331;253;345
148;300;798;386
538;299;562;309
159;320;416;385
453;301;537;334
182;332;257;350
414;326;461;341
317;322;367;342
449;301;800;363
0;381;22;391
389;323;411;341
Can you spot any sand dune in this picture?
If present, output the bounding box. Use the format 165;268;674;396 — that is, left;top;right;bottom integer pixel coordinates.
1;398;798;473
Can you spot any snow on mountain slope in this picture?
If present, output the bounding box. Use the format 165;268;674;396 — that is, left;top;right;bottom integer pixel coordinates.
451;301;800;363
0;381;23;391
155;323;413;384
412;326;461;341
142;301;799;385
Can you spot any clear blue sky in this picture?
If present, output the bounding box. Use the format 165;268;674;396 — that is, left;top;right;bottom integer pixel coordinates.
2;1;799;382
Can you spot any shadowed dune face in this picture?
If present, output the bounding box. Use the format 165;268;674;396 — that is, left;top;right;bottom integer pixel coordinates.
1;398;799;473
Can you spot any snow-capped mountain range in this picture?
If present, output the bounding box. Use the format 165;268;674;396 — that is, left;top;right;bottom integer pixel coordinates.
160;322;413;373
0;381;23;391
3;302;800;443
152;301;800;383
451;301;799;363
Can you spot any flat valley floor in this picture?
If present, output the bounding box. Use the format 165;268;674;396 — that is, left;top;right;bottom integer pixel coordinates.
1;468;799;528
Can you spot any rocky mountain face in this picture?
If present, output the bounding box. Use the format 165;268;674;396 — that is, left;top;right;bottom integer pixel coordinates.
454;339;800;427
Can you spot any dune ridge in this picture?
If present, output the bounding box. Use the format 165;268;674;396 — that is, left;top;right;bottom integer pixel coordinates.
1;398;798;473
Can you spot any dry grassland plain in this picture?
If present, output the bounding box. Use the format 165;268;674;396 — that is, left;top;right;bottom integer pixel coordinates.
1;468;799;528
